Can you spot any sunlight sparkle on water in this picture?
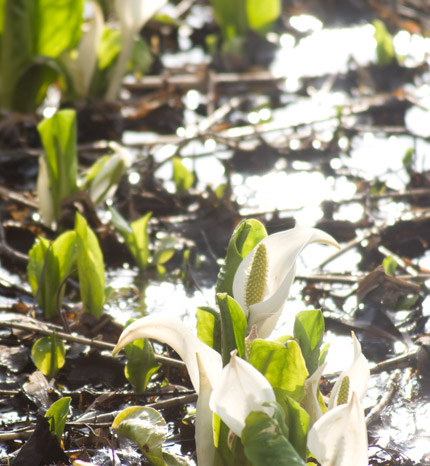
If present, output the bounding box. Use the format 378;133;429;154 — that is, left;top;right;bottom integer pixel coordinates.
289;15;322;33
128;172;140;184
273;24;375;78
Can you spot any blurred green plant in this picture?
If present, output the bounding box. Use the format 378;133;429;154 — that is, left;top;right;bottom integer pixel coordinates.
0;0;84;112
31;332;66;380
373;19;396;67
209;0;281;53
27;212;106;319
109;208;175;273
37;109;130;227
172;157;194;193
28;231;77;319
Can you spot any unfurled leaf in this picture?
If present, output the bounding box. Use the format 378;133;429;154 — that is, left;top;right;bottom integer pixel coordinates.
37;109;78;226
196;306;221;353
31;333;66;380
293;310;324;375
216;219;267;297
249;339;308;401
216;293;247;365
172;157;194;192
27;231;77;318
242;410;306;466
112;406;167;466
75;213;105;318
45;397;71;439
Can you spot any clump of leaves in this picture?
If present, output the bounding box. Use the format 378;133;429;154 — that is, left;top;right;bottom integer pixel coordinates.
28;212;105;319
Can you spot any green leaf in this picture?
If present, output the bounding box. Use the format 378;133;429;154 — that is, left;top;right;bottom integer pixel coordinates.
31;332;66;380
196;306;221;353
75;213;105;318
45;397;71;439
87;152;129;206
109;206;133;238
210;0;248;40
216;219;267;296
382;256;397;276
242;410;306;466
37;109;78;225
172;157;194;193
97;27;121;70
152;236;177;266
124;321;160;393
35;0;83;57
216;293;247;365
0;0;84;111
246;0;281;35
373;19;395;67
130;213;152;270
249;339;308;401
282;396;309;460
112;406;168;466
293;310;324;376
110;208;153;270
27;231;77;318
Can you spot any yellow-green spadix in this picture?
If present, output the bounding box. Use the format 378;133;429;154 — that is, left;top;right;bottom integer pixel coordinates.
232;226;339;338
113;314;277;465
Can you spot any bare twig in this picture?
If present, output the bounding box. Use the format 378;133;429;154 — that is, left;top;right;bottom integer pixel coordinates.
0;314;186;370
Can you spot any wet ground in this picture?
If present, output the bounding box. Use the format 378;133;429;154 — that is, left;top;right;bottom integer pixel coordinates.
1;0;430;464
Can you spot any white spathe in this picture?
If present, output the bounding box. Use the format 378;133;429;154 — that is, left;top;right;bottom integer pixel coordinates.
112;314;222;393
113;315;277;465
232;227;339;338
209;350;276;437
328;332;370;409
37;156;54;227
105;0;167;101
302;362;327;427
114;0;167;31
307;392;368;466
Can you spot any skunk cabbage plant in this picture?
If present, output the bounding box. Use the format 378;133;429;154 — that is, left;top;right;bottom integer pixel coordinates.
113;314;277;466
307;392;368;466
306;332;370;466
232;227;339;338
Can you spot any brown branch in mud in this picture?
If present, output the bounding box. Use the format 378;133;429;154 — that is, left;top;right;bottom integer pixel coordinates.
0;315;186;370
